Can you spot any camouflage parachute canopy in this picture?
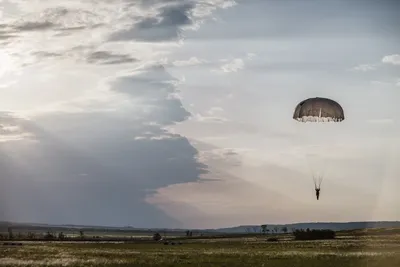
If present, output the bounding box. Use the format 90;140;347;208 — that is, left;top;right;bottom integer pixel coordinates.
293;97;344;122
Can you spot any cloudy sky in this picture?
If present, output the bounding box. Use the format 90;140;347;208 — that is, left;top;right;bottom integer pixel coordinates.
0;0;399;229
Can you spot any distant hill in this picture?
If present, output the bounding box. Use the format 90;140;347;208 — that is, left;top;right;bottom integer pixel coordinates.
1;220;400;233
215;221;400;233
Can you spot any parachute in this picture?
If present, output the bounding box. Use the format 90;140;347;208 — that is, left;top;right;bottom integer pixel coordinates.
292;97;345;200
293;97;344;122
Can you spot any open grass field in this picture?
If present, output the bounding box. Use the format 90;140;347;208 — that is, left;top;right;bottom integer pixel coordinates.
1;231;400;267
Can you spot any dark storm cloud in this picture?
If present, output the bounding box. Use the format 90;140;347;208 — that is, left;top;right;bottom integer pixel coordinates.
0;63;205;227
109;2;193;42
0;0;213;227
0;108;206;227
112;64;191;124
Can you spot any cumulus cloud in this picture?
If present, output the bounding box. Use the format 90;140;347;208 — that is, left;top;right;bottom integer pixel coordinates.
109;3;194;42
111;64;190;124
108;0;238;42
0;0;240;227
208;52;255;74
382;54;400;65
0;0;238;71
0;111;207;227
0;59;208;227
212;58;244;74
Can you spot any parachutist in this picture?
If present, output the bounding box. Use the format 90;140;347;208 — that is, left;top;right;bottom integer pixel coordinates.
293;97;344;201
315;188;320;200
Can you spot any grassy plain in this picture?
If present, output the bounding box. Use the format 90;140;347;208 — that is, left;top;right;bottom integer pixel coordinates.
1;230;400;267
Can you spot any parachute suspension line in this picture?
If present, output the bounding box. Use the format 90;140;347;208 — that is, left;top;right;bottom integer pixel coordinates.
313;175;323;190
306;152;327;180
313;175;317;189
317;175;323;188
318;108;322;122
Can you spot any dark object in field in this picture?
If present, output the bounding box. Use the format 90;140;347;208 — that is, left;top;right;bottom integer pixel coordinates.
266;237;279;242
3;242;23;246
163;241;183;245
293;229;335;240
153;233;162;241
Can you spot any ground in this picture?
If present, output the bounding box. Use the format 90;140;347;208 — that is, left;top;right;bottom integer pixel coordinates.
1;230;400;266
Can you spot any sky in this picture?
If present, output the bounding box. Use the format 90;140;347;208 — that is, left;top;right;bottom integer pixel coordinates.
0;0;399;229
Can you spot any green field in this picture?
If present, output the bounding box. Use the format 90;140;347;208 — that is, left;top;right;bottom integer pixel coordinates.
1;231;400;267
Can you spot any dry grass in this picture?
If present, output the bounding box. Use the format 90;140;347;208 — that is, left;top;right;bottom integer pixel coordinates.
1;234;399;266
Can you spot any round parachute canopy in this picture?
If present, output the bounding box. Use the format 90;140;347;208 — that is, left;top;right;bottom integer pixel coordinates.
293;97;344;122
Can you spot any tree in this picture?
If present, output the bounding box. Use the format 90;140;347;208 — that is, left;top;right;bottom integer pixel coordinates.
293;229;335;240
58;232;65;240
79;231;85;239
261;225;268;235
185;230;193;237
153;233;162;241
8;227;13;240
281;227;288;234
44;231;55;240
27;232;36;239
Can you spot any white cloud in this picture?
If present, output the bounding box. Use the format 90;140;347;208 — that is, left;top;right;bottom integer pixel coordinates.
134;134;179;141
0;131;33;142
212;58;244;74
246;52;256;59
0;115;35;142
191;113;229;123
206;106;224;115
172;56;207;67
190;0;237;20
350;64;378;72
382;54;400;65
